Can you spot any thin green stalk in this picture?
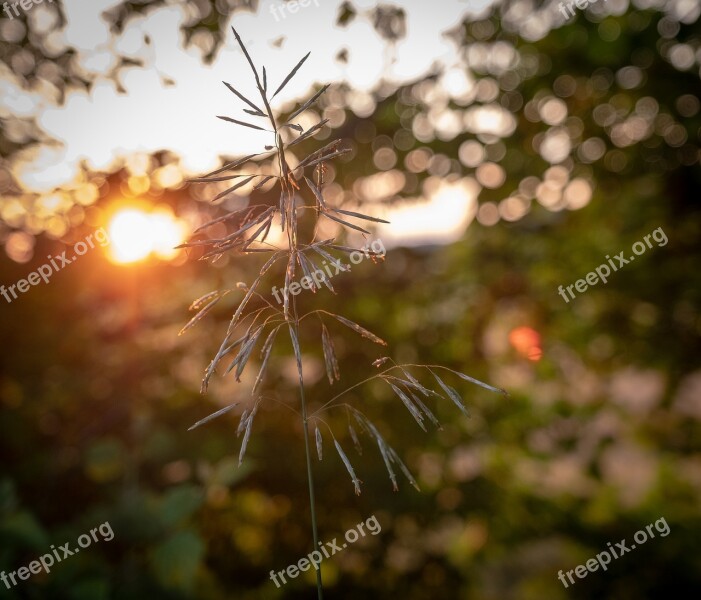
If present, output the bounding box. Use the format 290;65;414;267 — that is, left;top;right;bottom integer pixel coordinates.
292;296;323;599
299;359;323;599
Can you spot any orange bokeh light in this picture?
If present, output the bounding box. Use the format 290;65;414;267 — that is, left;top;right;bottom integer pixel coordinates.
509;326;543;361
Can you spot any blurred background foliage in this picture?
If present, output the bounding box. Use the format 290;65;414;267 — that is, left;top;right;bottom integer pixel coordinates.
1;0;701;598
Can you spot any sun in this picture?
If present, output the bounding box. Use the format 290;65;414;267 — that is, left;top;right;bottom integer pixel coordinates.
106;205;188;264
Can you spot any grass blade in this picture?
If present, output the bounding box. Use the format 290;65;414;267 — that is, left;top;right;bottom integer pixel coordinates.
222;80;265;115
304;176;327;210
330;314;387;346
243;214;274;249
213;176;258;201
400;368;430;397
387;382;426;431
272;51;311;98
321;323;340;384
190;173;258;184
179;294;224;335
253;175;276;190
223;206;276;241
348;423;362;455
445;367;507;395
193;206;254;234
224;325;263;380
283;252;296;319
388;447;420;491
330;207;390;224
352;410;397;491
188;402;239;431
235;326;264;382
236;409;249;437
316;427;323;461
238;402;259;466
288;84;330;121
404;386;441;430
231;26;259;80
298;147;350;167
334;439;361;495
189;290;224;311
227;283;259;334
202;333;237;394
430;370;469;417
217;115;268;131
252;326;280;394
322;211;371;235
297;139;342;169
297;251;318;292
199;153;262;179
310;246;350;273
198;240;243;260
313;258;336;293
288;323;303;380
288;119;330;147
328;243;383;256
279;188;287;232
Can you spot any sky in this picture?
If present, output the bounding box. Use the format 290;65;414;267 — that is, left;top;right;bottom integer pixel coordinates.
0;0;698;251
2;0;502;192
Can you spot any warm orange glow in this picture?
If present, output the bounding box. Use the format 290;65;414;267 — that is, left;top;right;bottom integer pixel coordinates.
509;326;543;362
106;205;188;264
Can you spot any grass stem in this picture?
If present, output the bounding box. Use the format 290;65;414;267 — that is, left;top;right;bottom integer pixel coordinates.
293;295;323;599
300;364;323;599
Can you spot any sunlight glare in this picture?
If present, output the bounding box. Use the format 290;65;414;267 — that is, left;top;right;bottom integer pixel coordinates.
107;206;187;264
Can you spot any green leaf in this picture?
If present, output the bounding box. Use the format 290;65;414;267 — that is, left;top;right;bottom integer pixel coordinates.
0;511;48;549
152;530;205;591
0;478;18;514
160;485;204;527
210;457;251;487
67;578;110;600
85;439;125;483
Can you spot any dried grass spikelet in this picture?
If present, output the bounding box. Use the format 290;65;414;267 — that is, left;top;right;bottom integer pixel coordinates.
315;427;323;461
181;27;506;507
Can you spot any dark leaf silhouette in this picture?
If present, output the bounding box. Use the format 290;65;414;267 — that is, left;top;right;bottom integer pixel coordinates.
272;51;311;98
